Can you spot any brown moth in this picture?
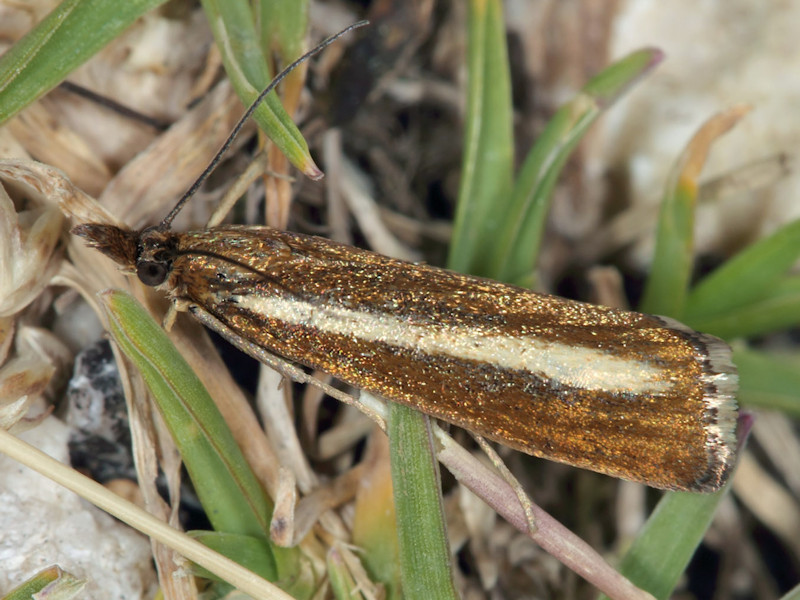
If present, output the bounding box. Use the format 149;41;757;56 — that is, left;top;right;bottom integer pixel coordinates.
73;23;738;492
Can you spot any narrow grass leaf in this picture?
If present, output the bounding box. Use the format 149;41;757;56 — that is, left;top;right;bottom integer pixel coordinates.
447;0;513;276
600;486;731;600
103;291;319;593
326;546;363;600
685;218;800;323
735;347;800;418
200;0;319;178
394;2;510;594
255;0;309;117
685;275;800;339
102;290;272;538
0;566;85;600
491;48;662;285
189;531;278;582
256;0;309;61
640;106;750;318
388;404;458;600
0;0;165;124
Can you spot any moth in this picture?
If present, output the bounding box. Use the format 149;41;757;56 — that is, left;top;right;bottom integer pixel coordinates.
72;24;738;493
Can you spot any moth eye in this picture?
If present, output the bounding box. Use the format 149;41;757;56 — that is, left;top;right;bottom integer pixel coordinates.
137;261;168;286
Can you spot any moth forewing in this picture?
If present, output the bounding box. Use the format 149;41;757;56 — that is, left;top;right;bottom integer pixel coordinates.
73;222;739;492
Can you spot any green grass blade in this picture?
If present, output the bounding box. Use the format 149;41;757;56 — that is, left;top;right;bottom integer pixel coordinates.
491;49;662;285
189;531;278;581
393;2;511;593
640;107;749;317
254;0;309;156
102;290;272;539
447;0;513;275
685;218;800;322
200;0;320;178
388;404;458;600
735;347;800;417
685;275;800;338
0;0;166;124
327;545;363;600
1;566;85;600
103;290;318;594
600;486;732;600
256;0;309;61
639;174;694;317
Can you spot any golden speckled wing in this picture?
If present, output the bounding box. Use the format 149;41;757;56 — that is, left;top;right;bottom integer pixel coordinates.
158;225;738;492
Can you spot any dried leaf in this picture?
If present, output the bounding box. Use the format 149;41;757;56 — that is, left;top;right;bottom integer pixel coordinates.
0;178;63;317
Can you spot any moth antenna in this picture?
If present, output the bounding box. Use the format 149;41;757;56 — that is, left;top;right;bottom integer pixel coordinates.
160;20;369;228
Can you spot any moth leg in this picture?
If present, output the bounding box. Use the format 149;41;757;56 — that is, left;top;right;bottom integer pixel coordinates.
472;433;537;534
162;304;178;331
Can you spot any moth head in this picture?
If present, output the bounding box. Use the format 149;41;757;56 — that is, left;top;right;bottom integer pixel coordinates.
135;226;178;287
72;223;177;288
